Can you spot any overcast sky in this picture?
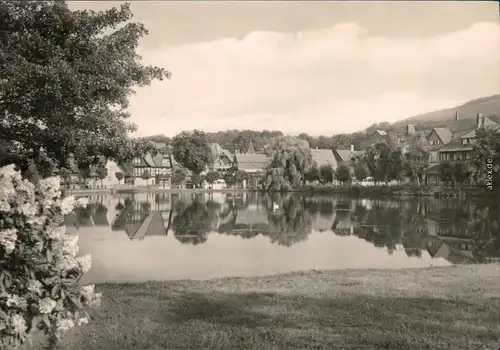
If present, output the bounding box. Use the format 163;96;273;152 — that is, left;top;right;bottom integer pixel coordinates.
68;1;500;137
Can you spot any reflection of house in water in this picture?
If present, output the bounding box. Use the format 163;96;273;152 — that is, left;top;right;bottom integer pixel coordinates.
331;201;357;235
111;195;173;240
332;217;356;235
128;212;171;240
232;208;268;237
423;235;475;264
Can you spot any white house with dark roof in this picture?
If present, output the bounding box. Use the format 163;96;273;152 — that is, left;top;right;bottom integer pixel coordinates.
210;143;235;173
424;113;499;185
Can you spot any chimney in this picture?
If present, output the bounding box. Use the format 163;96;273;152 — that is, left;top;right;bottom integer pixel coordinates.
455;110;459;121
477;113;483;128
350;144;354;151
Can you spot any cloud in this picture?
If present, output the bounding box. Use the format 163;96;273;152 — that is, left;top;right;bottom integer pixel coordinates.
128;21;500;137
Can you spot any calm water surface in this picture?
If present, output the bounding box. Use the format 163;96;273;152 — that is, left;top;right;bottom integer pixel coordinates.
65;192;500;283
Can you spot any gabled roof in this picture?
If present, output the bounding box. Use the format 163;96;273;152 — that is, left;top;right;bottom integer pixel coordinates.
310;149;338;168
334;149;364;164
406;124;416;135
151;154;172;168
438;137;474;152
461;130;477;139
235;153;271;171
430;127;453;145
143;154;156;167
488;115;500;124
482;116;499;128
210;143;234;162
373;130;387;136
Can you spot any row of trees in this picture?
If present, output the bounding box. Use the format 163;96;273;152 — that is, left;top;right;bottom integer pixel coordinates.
146;127;499;191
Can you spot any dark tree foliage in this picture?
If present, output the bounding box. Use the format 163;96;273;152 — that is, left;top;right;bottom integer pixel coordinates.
0;1;170;176
172;130;212;175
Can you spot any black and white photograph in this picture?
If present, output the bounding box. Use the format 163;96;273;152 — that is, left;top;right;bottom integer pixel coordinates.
0;1;499;349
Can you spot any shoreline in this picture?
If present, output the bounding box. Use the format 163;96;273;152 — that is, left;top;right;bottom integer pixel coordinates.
66;185;497;199
67;187;260;195
31;264;500;349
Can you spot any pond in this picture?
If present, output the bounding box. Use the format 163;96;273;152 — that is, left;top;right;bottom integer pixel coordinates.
65;192;500;283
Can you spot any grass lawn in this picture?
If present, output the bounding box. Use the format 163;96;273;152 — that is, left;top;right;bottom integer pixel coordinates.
32;265;500;350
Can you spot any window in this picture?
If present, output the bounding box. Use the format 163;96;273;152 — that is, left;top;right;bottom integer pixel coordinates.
133;158;141;164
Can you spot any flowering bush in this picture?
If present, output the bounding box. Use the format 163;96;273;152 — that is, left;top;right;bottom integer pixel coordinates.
0;164;100;349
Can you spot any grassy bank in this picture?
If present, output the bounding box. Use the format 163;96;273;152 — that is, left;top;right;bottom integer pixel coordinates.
32;265;500;350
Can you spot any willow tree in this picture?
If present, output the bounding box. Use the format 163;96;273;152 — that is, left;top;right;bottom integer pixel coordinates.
0;1;170;176
264;195;313;246
264;136;314;191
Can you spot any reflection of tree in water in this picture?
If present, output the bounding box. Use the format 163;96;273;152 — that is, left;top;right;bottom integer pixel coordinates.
172;201;216;245
264;195;312;246
437;200;471;237
400;201;427;257
174;200;186;214
111;197;135;230
342;201;402;253
468;201;500;262
303;196;335;216
76;203;95;219
329;197;500;262
319;200;334;217
95;203;108;215
115;201;125;211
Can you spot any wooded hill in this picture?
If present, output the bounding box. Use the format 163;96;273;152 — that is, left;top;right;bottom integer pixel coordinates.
145;94;500;153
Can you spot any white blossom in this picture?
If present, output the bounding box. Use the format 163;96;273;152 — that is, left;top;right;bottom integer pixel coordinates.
46;225;66;240
55;256;78;271
39;297;57;314
59;195;75;215
10;315;27;335
27;279;44;295
6;294;28;309
61;234;79;256
0;228;17;254
0;200;11;212
19;202;37;217
76;254;92;273
39;177;61;194
15;180;36;200
27;214;47;226
39;177;62;205
0;164;20;181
